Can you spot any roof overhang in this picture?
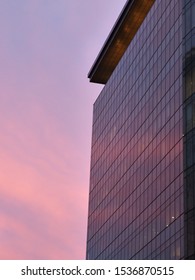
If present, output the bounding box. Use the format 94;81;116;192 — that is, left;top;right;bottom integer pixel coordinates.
88;0;155;84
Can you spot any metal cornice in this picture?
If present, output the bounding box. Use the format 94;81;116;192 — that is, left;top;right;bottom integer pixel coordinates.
88;0;155;84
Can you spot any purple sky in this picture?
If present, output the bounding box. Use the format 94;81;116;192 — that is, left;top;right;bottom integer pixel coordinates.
0;0;126;259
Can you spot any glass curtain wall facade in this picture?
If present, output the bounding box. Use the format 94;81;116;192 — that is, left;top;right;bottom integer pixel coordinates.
87;0;186;259
183;0;195;260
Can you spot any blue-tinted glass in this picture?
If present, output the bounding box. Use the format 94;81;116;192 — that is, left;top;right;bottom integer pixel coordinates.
87;0;185;260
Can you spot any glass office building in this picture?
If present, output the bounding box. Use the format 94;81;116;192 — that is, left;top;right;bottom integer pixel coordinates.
87;0;195;259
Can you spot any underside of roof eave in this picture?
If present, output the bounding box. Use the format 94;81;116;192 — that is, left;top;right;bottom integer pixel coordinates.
88;0;155;84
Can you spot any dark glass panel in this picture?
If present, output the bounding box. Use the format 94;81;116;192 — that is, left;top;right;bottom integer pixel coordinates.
87;0;183;260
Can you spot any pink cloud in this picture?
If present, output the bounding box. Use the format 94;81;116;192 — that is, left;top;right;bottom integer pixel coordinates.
0;96;88;259
0;0;126;260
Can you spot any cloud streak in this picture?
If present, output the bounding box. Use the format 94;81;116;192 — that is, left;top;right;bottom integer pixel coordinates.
0;0;126;259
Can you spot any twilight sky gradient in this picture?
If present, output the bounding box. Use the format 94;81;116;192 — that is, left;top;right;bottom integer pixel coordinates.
0;0;126;259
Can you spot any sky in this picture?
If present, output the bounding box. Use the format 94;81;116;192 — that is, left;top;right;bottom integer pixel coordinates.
0;0;126;259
